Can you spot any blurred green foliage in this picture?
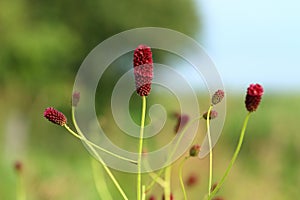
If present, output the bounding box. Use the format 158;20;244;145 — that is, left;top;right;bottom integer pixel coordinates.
1;94;300;199
0;0;200;95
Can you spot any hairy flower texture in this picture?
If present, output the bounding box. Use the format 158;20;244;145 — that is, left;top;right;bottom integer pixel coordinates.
211;90;224;105
245;83;264;112
186;174;198;187
174;113;190;133
133;44;153;96
203;110;218;120
72;91;80;107
44;107;67;126
189;144;201;157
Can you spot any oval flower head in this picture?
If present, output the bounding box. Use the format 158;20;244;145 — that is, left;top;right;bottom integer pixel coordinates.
44;107;67;126
211;90;224;105
133;45;153;96
245;83;264;112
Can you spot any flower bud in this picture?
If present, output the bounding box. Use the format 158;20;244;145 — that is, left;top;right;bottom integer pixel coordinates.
210;182;218;192
14;161;23;173
189;144;200;157
72;92;80;107
148;195;156;200
44;107;67;126
133;45;153;96
174;113;189;133
162;193;173;200
211;90;224;105
203;110;218;120
186;174;198;187
245;83;264;112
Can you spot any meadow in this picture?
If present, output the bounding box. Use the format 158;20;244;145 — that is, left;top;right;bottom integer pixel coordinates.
1;86;299;200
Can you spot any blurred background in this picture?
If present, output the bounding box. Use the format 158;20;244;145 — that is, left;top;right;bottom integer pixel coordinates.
1;0;299;199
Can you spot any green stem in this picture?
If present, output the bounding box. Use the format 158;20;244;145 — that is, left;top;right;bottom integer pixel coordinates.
16;171;25;200
146;115;203;192
137;96;147;200
71;107;128;200
164;165;172;200
141;185;146;200
91;158;113;200
208;112;251;200
143;156;166;188
207;105;213;196
148;172;166;188
64;125;137;164
179;157;190;200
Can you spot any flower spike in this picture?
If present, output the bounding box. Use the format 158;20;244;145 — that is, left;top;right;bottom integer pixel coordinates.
133;45;153;96
245;83;264;112
211;90;224;105
44;107;67;126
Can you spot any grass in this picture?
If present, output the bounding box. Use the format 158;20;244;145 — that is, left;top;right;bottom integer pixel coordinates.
1;89;300;200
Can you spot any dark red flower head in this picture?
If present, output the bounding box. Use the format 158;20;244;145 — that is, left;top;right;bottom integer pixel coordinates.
189;144;200;157
133;45;153;96
14;161;23;173
148;195;156;200
72;91;80;107
245;83;264;112
186;174;198;187
162;193;173;200
211;90;224;105
203;110;218;120
44;107;67;126
174;113;189;133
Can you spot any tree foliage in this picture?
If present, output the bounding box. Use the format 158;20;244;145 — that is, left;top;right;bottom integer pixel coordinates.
0;0;201;106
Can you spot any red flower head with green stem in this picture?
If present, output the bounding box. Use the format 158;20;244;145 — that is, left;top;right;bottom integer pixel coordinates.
133;44;153;96
134;44;154;200
245;83;264;112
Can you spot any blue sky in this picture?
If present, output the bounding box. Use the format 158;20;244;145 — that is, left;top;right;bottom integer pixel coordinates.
196;0;300;92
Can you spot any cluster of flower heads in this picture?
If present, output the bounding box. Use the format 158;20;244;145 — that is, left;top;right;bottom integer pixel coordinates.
43;44;264;200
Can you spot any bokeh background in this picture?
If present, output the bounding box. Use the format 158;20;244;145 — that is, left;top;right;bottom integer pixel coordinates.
1;0;299;199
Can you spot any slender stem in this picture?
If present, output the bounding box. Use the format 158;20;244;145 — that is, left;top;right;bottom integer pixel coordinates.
91;158;113;200
179;157;190;200
137;96;147;200
64;125;137;164
207;105;213;196
143;154;166;188
16;171;25;200
208;112;251;200
146;115;203;192
141;185;146;200
164;165;172;200
71;107;128;200
148;172;166;188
